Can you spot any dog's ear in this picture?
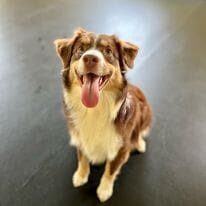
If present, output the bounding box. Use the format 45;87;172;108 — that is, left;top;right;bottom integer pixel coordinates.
54;38;75;68
120;41;139;69
114;36;139;72
54;29;86;68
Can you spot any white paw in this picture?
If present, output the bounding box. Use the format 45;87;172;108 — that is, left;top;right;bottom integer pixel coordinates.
72;171;88;187
136;138;146;153
97;178;113;202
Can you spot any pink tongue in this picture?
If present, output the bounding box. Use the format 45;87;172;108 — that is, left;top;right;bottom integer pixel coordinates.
81;74;100;108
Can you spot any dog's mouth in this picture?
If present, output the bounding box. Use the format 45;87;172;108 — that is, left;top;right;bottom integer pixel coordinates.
76;72;111;108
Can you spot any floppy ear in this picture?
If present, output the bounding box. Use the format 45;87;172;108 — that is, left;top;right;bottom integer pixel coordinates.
121;41;138;69
54;28;88;68
115;37;139;72
54;37;76;68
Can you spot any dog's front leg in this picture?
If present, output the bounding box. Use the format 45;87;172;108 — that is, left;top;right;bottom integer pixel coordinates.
72;149;90;187
97;147;130;202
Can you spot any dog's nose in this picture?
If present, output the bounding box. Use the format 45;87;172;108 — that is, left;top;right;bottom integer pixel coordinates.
83;54;99;68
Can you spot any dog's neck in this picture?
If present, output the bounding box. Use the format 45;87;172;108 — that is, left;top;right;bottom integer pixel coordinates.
64;82;127;120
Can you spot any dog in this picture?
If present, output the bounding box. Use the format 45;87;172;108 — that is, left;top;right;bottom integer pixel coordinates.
54;28;152;202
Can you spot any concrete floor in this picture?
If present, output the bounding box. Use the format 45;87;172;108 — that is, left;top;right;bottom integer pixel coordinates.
0;0;206;205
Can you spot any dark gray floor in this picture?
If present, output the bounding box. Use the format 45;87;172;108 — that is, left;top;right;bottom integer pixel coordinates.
0;0;206;205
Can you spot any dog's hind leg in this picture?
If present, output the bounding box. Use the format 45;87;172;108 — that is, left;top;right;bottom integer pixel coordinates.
141;126;150;139
135;133;146;153
135;126;151;153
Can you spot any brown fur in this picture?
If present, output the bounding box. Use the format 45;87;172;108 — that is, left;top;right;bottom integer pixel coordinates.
54;28;152;202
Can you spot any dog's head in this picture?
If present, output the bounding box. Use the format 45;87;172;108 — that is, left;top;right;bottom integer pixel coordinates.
54;29;138;108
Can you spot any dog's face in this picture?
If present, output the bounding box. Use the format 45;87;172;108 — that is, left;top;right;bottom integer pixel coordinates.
54;29;138;108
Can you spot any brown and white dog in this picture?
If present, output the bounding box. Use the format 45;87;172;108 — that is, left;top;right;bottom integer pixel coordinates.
54;29;152;202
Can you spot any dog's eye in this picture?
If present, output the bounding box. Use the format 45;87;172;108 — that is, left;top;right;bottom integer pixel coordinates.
104;48;112;56
77;46;85;55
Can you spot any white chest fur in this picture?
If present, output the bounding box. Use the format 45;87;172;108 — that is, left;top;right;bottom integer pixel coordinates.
64;87;123;164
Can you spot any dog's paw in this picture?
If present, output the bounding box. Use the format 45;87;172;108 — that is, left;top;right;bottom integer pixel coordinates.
72;170;88;187
97;178;113;202
136;138;146;153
